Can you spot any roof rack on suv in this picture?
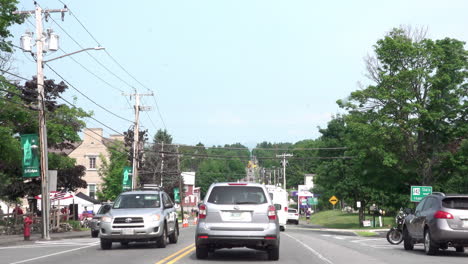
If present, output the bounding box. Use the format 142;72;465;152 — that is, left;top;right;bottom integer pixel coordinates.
431;192;445;196
139;184;161;191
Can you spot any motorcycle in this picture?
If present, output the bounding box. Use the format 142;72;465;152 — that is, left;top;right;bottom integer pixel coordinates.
386;208;406;245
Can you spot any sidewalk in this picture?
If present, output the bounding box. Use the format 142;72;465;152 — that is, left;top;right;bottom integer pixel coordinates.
0;230;91;247
291;222;388;237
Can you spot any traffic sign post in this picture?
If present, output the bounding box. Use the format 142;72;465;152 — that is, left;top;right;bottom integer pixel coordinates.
410;186;432;202
329;195;339;210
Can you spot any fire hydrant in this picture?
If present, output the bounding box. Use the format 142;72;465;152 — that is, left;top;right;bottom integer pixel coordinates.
23;215;33;241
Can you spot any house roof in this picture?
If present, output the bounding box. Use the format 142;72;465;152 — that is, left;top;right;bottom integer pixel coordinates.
76;192;101;204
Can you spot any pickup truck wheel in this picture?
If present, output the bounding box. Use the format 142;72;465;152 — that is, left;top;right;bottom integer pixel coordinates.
196;245;209;259
100;239;112;250
169;222;179;244
156;225;168;248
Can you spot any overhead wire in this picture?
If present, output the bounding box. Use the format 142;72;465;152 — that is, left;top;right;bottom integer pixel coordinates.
45;64;134;123
23;15;135;118
57;1;168;131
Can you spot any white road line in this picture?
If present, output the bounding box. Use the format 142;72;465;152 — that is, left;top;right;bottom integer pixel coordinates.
284;233;334;264
9;243;97;264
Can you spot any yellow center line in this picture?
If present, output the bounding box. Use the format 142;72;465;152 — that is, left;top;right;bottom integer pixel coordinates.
166;247;196;264
154;244;195;264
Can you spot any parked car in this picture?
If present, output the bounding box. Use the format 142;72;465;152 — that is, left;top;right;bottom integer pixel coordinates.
195;182;281;260
287;208;299;225
403;192;468;255
89;203;112;238
99;186;179;250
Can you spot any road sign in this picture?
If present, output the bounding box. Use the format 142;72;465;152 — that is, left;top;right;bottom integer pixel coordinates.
411;186;432;202
329;195;339;205
308;197;318;205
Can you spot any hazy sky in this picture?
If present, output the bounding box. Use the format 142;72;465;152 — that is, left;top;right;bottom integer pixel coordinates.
9;0;468;147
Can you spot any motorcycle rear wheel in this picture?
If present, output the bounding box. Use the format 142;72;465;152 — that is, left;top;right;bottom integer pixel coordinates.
386;228;403;245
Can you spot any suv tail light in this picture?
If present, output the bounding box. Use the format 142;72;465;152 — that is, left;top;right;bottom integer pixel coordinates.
199;204;207;219
434;210;454;219
284;206;288;212
268;205;276;220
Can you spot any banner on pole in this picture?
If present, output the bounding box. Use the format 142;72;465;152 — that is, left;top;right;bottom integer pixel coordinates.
21;134;40;178
122;166;133;190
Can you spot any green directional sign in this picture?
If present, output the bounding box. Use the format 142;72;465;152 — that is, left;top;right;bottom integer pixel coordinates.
411;186;432;202
308;197;318;205
21;134;40;178
122;167;133;191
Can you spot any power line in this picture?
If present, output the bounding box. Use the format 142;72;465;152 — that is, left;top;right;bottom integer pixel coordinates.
45;64;134;124
48;15;137;91
55;92;124;136
58;1;168;131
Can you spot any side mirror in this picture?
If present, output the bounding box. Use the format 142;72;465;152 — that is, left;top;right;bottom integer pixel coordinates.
165;203;174;209
274;204;281;210
102;204;111;214
404;208;413;215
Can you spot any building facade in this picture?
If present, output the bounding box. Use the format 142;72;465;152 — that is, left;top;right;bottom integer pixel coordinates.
68;128;124;200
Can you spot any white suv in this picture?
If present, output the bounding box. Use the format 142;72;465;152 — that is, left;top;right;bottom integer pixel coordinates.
99;189;179;249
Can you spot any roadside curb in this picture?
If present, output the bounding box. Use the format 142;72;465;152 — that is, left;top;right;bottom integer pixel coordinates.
0;230;91;247
287;225;388;237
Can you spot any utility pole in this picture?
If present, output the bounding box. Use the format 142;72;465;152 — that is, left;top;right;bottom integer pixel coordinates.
276;153;293;189
160;142;165;186
123;92;152;190
176;146;184;219
14;4;68;240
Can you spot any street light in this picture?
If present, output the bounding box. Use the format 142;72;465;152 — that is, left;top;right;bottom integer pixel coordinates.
17;6;104;239
43;47;105;63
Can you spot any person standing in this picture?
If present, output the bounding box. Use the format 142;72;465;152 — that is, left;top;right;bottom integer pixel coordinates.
305;207;311;224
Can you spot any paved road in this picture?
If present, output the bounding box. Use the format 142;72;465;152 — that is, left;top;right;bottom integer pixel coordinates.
1;226;467;264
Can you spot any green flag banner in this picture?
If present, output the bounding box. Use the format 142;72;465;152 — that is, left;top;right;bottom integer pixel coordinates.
123;166;133;190
21;134;40;178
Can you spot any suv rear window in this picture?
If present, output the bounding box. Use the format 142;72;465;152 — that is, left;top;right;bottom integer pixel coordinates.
442;198;468;210
207;186;267;205
113;194;161;209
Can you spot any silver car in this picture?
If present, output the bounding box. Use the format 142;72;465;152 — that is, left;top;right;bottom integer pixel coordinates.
99;189;179;249
90;203;112;238
195;182;281;260
403;193;468;255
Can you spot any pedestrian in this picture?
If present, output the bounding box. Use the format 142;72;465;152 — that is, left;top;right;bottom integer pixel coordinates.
13;205;24;215
305;207;311;224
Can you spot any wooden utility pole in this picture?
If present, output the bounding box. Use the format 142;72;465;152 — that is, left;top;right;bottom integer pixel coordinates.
123;92;152;190
176;146;184;219
276;153;293;189
14;4;68;240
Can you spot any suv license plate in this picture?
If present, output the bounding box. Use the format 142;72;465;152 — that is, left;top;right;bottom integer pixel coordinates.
121;229;134;235
223;212;251;222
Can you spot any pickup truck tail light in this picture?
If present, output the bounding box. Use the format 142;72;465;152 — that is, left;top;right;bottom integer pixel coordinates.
284;206;288;212
434;210;453;219
199;204;207;219
268;205;277;220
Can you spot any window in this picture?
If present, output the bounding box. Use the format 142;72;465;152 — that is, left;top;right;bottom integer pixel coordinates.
113;194;161;209
88;184;96;199
89;157;96;169
207;186;267;205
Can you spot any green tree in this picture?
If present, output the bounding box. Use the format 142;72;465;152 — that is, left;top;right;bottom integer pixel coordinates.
339;27;467;187
97;141;129;201
0;0;24;52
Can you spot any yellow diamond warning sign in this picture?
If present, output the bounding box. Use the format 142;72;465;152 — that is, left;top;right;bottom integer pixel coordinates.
329;195;339;205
